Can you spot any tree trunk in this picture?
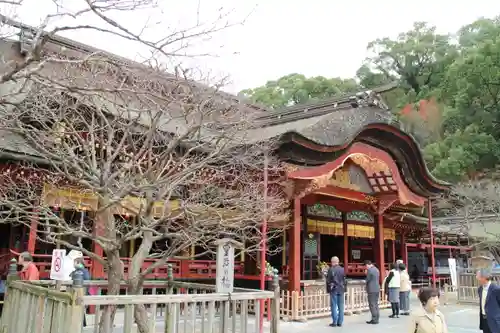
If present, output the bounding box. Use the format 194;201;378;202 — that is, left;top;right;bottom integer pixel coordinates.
99;251;123;333
129;231;154;333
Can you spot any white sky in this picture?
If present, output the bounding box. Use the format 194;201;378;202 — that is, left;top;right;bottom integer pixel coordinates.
4;0;500;94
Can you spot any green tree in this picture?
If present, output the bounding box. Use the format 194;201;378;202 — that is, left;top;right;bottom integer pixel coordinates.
239;73;359;109
364;22;455;100
424;125;500;182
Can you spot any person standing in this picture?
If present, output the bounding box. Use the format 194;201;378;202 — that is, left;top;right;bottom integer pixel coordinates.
70;256;91;327
18;252;39;281
410;287;448;333
477;269;500;333
326;256;345;327
364;260;380;324
384;263;401;318
399;262;411;315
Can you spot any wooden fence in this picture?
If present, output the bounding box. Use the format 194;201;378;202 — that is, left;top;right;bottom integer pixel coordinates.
0;271;280;333
278;283;390;321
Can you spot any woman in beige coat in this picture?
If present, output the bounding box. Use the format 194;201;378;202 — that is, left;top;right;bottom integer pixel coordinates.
409;287;448;333
399;263;412;315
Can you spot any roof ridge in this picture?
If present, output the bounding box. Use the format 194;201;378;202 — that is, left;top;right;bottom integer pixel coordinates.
0;14;270;113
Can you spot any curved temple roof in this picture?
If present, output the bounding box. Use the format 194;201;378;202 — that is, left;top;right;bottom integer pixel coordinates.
242;88;450;199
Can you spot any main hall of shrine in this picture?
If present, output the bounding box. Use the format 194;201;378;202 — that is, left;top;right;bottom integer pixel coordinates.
0;22;470;291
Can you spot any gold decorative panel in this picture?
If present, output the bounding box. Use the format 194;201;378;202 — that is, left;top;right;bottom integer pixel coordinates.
349;153;391;176
41;183;180;217
306;219;395;240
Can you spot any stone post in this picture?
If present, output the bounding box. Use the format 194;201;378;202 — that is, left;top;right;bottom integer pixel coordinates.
7;259;19;284
68;266;85;333
271;273;280;333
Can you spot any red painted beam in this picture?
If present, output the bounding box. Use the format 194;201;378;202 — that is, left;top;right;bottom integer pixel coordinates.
406;243;472;251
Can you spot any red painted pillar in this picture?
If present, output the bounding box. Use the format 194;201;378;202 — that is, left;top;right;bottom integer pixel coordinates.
401;232;408;264
391;240;396;263
427;199;436;287
27;206;39;254
342;213;348;275
91;213;105;279
375;210;385;284
289;198;301;292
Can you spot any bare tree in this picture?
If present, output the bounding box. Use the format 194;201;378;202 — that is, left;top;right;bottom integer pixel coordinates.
0;2;288;332
441;181;500;263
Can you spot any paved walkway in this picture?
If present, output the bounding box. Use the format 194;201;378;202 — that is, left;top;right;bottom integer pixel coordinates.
83;302;480;333
280;303;479;333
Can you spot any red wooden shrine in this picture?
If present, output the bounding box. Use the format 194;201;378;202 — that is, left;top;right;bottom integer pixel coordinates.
0;28;471;286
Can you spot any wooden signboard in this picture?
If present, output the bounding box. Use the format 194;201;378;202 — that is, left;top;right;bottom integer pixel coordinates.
214;238;243;293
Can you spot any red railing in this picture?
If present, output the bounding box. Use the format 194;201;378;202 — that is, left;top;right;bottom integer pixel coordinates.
281;263;392;278
7;250;245;280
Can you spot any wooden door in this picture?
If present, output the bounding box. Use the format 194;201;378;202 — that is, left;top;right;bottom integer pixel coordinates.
303;233;321;280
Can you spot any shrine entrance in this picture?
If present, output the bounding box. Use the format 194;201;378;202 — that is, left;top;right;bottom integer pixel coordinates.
283;141;451;292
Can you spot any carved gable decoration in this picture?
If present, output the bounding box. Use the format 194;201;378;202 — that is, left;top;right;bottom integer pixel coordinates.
307;204;342;219
328;164;372;193
347;210;374;222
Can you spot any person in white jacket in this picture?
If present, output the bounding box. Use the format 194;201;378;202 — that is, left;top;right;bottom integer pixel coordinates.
384;263;401;318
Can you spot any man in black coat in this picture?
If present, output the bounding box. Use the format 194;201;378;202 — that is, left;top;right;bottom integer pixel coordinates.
478;269;500;333
326;256;345;327
364;260;380;324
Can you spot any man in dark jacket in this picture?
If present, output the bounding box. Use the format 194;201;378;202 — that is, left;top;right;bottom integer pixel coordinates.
364;260;380;324
477;268;500;333
326;256;345;327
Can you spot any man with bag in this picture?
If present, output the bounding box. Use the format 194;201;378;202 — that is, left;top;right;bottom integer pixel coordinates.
326;256;345;327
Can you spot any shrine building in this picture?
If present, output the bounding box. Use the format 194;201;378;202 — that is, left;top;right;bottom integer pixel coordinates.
0;20;471;289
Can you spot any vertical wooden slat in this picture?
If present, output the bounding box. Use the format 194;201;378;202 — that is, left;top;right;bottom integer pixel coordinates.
207;301;215;333
221;301;229;333
93;305;101;333
231;300;237;333
183;302;188;333
33;295;47;333
42;299;54;333
189;302;196;333
254;300;260;333
149;302;157;332
123;304;134;333
200;300;206;333
240;300;248;333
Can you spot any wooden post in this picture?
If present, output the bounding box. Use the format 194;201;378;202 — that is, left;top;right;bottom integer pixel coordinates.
427;199;437;287
165;264;175;333
400;232;407;264
375;210;385;284
27;204;39;254
342;212;348;275
281;232;286;267
271;273;280;333
289;198;301;292
129;216;136;258
68;267;85;333
91;213;105;279
6;259;19;294
391;240;396;263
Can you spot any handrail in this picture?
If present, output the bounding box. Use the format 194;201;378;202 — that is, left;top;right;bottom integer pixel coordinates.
83;290;275;305
30;279;263;293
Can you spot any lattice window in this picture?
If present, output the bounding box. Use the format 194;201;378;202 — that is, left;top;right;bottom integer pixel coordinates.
304;238;318;256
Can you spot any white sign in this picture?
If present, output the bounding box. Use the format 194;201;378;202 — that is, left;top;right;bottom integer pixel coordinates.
50;249;67;280
214;238;242;293
351;249;361;260
448;258;457;287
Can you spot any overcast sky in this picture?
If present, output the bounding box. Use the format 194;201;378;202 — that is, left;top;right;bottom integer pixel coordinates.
5;0;500;94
